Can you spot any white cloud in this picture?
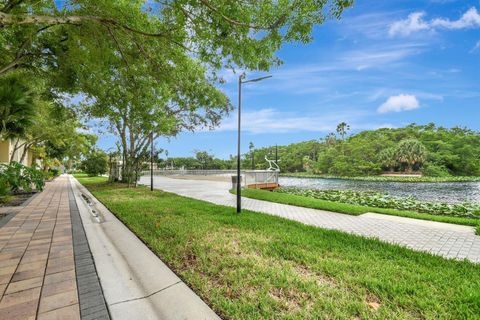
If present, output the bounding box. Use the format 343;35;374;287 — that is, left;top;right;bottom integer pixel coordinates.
471;40;480;53
389;12;430;37
340;44;424;70
389;7;480;37
431;7;480;29
377;94;420;113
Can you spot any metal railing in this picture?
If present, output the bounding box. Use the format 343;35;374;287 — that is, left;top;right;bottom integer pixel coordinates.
140;169;278;187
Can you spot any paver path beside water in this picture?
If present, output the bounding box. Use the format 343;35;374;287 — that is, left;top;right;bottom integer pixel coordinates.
140;176;480;263
0;176;109;320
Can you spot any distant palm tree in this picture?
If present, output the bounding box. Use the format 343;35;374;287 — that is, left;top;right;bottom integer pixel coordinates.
0;76;36;140
249;142;255;170
325;132;336;147
395;139;427;173
336;122;350;141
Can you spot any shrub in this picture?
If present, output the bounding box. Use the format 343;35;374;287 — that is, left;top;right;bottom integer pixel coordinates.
0;175;9;198
81;150;108;176
422;163;450;177
48;168;61;177
275;187;480;219
0;162;45;193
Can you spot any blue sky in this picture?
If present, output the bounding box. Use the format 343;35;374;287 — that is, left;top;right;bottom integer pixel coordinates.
96;0;480;159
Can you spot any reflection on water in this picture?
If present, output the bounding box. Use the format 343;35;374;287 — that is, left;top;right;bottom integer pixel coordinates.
279;177;480;204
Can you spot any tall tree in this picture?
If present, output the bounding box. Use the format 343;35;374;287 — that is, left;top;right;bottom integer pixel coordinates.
2;0;353;180
395;139;427;173
249;142;255;170
378;147;397;172
83;54;230;184
336;122;350;141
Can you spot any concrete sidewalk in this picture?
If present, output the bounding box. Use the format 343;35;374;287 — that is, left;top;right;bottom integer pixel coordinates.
70;176;220;320
139;176;480;263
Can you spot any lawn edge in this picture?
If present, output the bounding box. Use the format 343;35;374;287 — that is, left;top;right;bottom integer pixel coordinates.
232;188;480;233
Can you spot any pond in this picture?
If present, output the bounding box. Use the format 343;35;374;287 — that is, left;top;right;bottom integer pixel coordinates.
278;177;480;204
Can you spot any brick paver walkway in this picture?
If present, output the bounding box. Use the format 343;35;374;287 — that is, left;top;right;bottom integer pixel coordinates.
140;176;480;263
0;176;86;319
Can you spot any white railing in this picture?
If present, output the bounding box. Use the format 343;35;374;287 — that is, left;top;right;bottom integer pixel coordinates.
140;169;278;186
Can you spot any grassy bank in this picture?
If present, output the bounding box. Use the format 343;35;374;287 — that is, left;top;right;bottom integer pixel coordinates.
281;172;480;183
75;175;480;319
235;188;480;233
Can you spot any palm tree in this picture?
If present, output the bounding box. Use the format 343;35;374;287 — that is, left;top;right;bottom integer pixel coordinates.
0;76;36;140
325;132;336;148
336;122;350;141
395;139;427;173
378;147;397;172
248;142;255;170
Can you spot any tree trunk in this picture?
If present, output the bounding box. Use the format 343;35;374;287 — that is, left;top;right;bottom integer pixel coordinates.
9;138;20;162
19;143;31;164
406;163;413;174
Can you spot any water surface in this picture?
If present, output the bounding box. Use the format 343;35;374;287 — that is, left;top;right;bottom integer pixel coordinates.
279;177;480;204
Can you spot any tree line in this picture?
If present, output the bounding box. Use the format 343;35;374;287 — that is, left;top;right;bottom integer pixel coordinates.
252;123;480;177
159;123;480;177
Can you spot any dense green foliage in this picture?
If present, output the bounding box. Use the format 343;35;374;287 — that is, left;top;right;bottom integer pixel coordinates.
160;124;480;178
81;150;108;176
0;72;96;168
1;1;352;185
159;150;234;170
75;175;480;319
48;168;61;177
0;162;45;195
282;172;480;182
0;75;36;140
249;124;480;176
276;188;480;219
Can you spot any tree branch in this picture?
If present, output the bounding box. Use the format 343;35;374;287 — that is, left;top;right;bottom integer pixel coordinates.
0;12;172;37
198;0;287;30
1;0;24;13
0;24;56;75
106;26;130;69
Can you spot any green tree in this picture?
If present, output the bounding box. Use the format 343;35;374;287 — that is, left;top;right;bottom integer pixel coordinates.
81;150;108;176
378;147;397;172
11;99;86;165
336;122;350;141
325;133;337;148
2;1;353;183
195;151;214;170
0;75;36;140
249;142;255;170
1;1;353;77
395;139;427;173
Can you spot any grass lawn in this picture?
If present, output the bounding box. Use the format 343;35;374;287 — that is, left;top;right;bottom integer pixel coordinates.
74;175;480;319
235;188;480;234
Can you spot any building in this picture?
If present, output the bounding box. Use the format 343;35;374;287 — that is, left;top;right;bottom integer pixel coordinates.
0;139;35;166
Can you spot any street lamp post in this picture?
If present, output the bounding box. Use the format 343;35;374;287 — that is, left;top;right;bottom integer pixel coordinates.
275;144;278;164
236;74;272;213
150;131;154;192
